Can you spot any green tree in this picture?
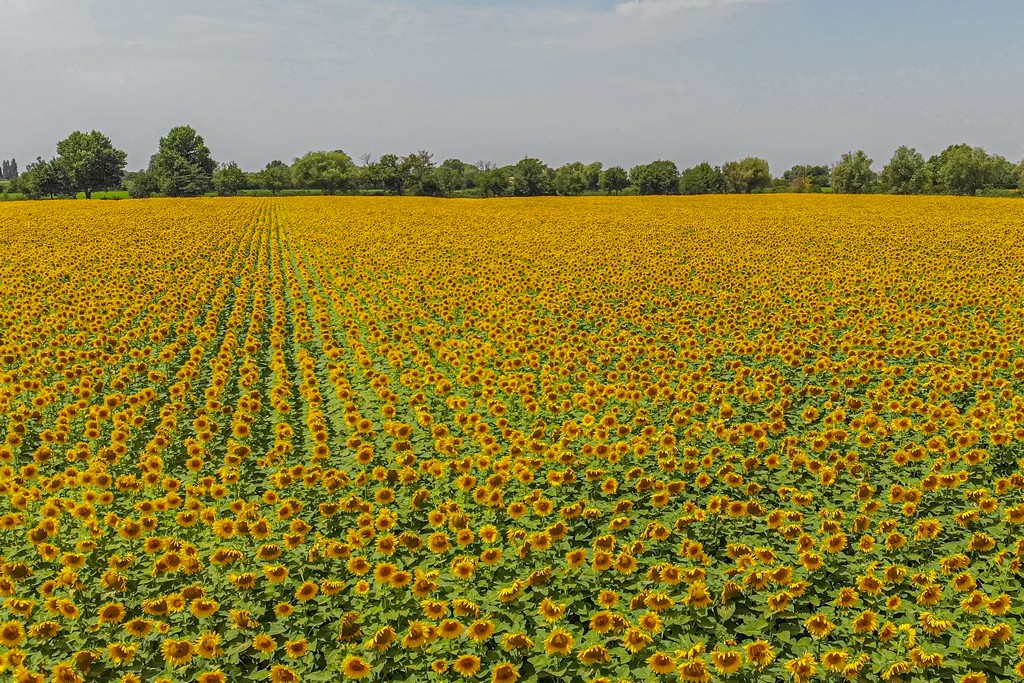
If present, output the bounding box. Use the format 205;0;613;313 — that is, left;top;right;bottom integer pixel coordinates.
258;161;292;194
600;166;629;194
782;165;829;191
213;162;249;196
879;146;928;194
679;162;725;195
434;159;474;195
149;126;216;197
402;151;439;196
365;154;406;194
123;169;160;198
927;144;1014;195
831;151;877;194
583;162;603;193
629;160;679;195
18;157;72;199
1018;161;1024;192
477;167;509;197
553;162;588;196
292;150;355;194
722;157;771;193
55;130;127;199
510;158;552;196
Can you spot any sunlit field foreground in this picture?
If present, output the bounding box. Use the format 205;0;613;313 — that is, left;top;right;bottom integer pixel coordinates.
2;196;1024;683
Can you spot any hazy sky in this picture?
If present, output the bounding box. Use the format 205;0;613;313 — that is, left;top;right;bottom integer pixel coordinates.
2;0;1023;173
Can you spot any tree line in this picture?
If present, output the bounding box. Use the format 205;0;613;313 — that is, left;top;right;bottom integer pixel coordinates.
0;159;17;180
5;126;1024;199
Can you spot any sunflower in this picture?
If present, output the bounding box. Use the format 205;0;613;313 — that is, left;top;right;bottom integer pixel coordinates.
264;565;290;582
269;666;299;683
588;610;615;634
852;609;878;633
490;663;520;683
785;654;817;683
677;658;712;683
366;626;396;650
959;674;987;683
500;632;534;651
544;628;573;656
295;582;319;602
684;582;712;609
49;664;82;683
122;618;153;638
284;638;308;658
804;613;835;639
28;620;61;640
821;649;848;673
0;621;25;647
647;651;676;675
577;645;610;665
743;640;776;669
341;655;372;679
453;655;481;677
252;634;277;654
637;611;664;633
710;650;742;675
161;639;194;666
97;603;126;625
622;627;653;654
190;598;219;619
196;632;222;658
467;620;495;643
538;598;565;623
231;610;259;630
106;642;137;665
373;562;397;585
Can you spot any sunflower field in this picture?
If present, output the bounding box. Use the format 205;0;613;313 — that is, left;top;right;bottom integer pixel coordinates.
1;195;1024;683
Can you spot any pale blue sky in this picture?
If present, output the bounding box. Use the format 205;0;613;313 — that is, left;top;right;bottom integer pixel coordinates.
2;0;1022;173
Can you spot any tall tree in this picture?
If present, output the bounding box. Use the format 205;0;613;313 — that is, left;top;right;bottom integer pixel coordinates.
510;158;552;196
782;165;830;191
722;157;771;193
927;144;1013;196
553;162;588;196
402;151;439;196
366;154;406;194
55;130;127;198
149;125;216;197
600;166;629;194
477;167;509;197
18;157;72;199
292;150;355;194
582;162;603;193
831;151;877;194
123;169;160;198
679;162;726;195
629;160;679;195
258;161;292;194
213;162;249;196
434;159;474;196
879;146;928;195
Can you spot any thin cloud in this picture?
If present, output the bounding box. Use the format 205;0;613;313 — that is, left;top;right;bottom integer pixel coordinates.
616;0;771;18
